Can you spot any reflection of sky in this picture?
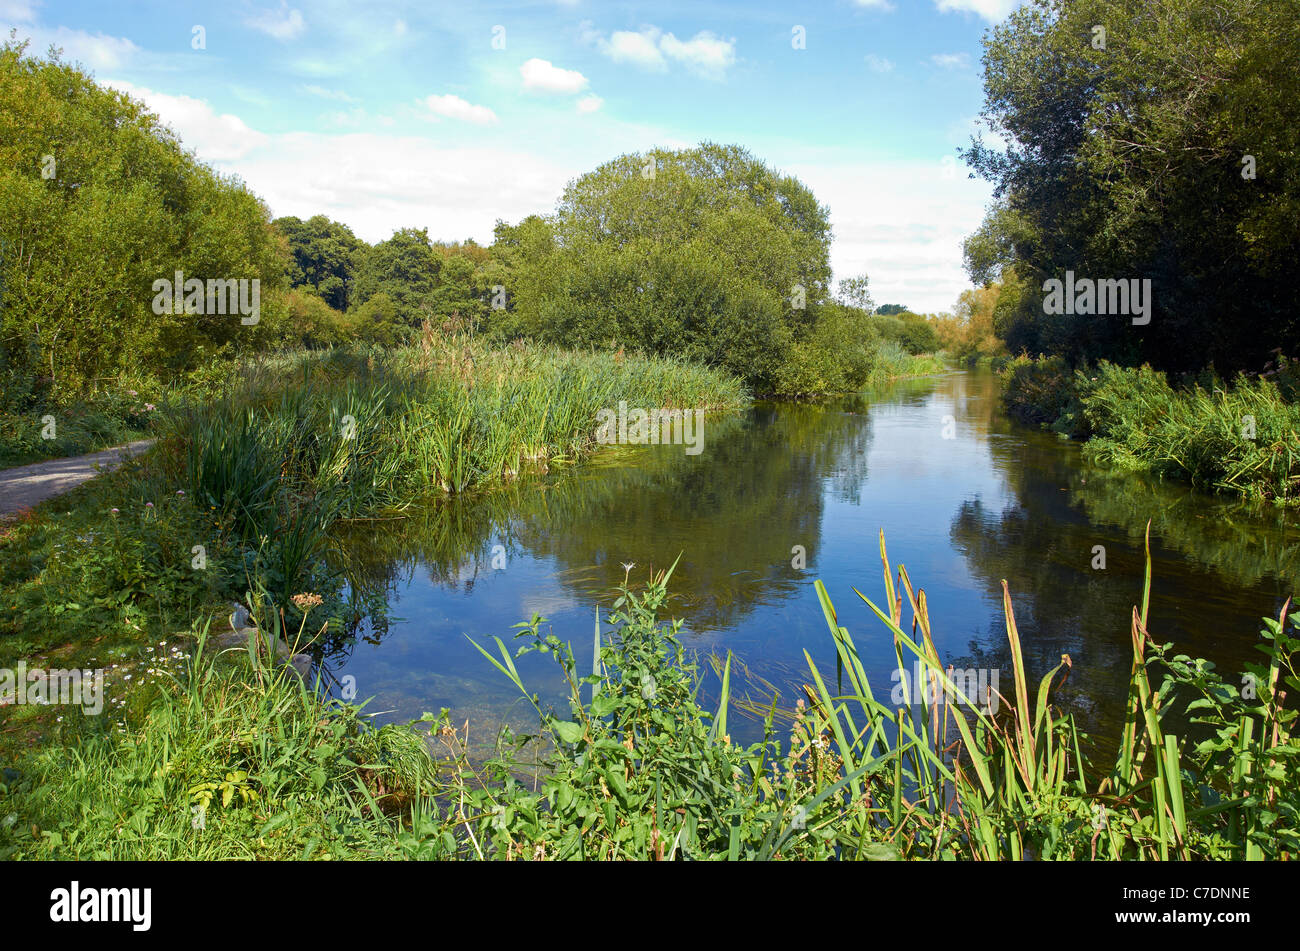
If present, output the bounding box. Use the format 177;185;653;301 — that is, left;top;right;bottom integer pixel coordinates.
332;372;1298;746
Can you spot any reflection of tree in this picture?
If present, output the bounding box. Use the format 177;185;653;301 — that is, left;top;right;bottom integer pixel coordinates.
950;370;1298;740
327;396;881;652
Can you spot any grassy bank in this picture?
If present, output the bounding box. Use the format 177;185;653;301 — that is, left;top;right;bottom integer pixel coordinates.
862;341;949;390
1001;355;1300;504
3;532;1294;859
0;387;159;468
0;332;746;663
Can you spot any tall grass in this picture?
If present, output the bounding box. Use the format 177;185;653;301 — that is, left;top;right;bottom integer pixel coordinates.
862;340;948;391
5;529;1294;859
417;530;1298;859
1001;356;1300;503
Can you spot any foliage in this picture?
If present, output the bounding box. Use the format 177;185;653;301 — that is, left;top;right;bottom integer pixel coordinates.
4;525;1296;860
1002;355;1300;502
871;311;940;356
490;143;865;394
962;0;1300;374
0;38;287;396
274;215;364;311
930;283;1009;365
0;625;433;860
0;336;746;652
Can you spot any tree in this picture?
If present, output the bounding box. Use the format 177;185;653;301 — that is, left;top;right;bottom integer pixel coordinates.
500;142;850;391
0;38;286;395
274;214;363;311
837;274;873;312
962;0;1300;373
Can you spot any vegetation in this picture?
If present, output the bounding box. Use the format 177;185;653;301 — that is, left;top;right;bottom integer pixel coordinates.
0;330;746;657
962;0;1300;376
4;532;1295;859
1001;355;1300;503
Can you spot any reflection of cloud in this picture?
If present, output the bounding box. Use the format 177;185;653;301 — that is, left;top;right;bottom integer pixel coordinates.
520;591;581;619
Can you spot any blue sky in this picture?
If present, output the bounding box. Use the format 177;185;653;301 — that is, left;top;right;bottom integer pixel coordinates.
6;0;1021;311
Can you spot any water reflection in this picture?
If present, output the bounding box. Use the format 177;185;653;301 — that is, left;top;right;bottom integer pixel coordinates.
323;371;1298;747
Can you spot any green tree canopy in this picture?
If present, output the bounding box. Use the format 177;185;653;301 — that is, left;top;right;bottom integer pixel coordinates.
0;38;287;395
274;214;363;311
962;0;1300;373
497;143;842;391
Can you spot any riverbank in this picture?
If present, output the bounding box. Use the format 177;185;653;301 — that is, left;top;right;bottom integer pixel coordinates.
3;360;1295;860
1001;355;1300;505
3;526;1295;859
0;333;745;665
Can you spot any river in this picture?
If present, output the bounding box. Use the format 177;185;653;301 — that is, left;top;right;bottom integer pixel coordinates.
325;370;1299;748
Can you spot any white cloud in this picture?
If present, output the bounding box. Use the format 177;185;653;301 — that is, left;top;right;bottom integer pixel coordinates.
604;28;666;69
244;3;305;41
853;0;895;9
929;52;972;69
864;54;894;73
11;25;141;70
234;134;574;245
422;93;498;125
102;80;269;162
588;25;737;79
934;0;1023;23
790;160;995;313
0;0;37;23
303;84;358;103
658;31;734;78
520;57;588;94
576;95;603;114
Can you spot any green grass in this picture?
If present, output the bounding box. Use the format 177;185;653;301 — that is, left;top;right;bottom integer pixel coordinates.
5;530;1293;860
0;332;746;660
1001;355;1300;503
862;341;949;391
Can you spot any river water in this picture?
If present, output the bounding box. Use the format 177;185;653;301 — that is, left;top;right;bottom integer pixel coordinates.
326;370;1298;747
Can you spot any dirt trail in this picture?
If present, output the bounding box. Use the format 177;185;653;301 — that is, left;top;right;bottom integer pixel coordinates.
0;440;155;516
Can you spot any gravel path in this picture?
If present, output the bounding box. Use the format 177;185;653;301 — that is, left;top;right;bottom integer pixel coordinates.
0;440;155;516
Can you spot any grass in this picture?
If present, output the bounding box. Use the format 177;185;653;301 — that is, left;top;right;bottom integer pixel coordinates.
0;329;746;663
0;392;158;468
4;529;1293;860
1001;355;1300;503
862;341;949;391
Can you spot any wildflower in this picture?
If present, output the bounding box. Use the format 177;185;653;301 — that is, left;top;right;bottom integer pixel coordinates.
291;592;324;612
110;508;120;516
145;403;156;412
176;490;185;497
145;502;153;508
